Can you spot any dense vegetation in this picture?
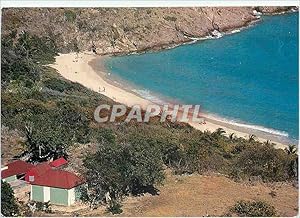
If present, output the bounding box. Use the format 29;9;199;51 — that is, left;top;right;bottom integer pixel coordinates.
1;32;298;214
229;200;277;217
80;130;165;211
1;181;20;216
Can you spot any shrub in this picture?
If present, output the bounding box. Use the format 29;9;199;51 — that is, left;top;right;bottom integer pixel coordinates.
64;10;76;22
35;201;52;213
163;16;177;22
106;200;123;214
1;181;19;216
43;78;81;93
230;144;293;181
230;200;276;217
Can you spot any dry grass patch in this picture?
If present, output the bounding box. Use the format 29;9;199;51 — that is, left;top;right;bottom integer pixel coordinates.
120;173;298;217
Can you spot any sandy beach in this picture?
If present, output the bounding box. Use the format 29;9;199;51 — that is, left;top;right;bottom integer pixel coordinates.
50;52;288;149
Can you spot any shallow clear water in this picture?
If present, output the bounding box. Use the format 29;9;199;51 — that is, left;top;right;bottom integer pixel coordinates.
104;13;299;142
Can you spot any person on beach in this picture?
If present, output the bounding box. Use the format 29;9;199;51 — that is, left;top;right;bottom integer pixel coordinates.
199;119;206;125
91;42;97;54
98;86;105;92
92;47;97;54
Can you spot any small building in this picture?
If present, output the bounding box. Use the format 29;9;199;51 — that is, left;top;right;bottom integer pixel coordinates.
2;158;84;206
49;157;68;168
1;160;34;182
29;168;84;206
24;163;52;183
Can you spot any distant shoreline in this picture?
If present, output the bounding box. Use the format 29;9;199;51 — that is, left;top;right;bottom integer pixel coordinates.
49;11;298;150
49;52;290;149
92;55;295;147
101;10;298;57
94;13;297;147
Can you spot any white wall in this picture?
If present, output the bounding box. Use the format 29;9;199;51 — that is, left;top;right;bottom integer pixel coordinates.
30;185;32;201
68;188;75;206
44;187;50;202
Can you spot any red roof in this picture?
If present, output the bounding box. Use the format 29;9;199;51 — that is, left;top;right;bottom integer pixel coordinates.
1;160;34;179
49;157;68;168
24;163;52;182
31;169;83;189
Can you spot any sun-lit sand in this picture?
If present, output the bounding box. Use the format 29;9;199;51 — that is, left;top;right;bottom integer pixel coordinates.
50;52;287;149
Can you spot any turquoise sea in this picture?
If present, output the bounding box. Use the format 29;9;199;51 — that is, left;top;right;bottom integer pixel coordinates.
104;13;299;143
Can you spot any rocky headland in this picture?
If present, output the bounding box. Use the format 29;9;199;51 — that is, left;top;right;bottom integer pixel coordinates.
2;7;297;55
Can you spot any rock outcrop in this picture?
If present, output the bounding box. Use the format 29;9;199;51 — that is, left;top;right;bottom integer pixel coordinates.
2;7;297;55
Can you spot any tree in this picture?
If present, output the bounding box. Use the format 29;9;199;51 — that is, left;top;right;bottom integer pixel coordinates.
284;145;298;178
229;133;235;140
1;181;19;216
285;144;297;155
81;134;165;211
212;128;226;137
248;134;256;142
23;100;90;163
1;31;56;89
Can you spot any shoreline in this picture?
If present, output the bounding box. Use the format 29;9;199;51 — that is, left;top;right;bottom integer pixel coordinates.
105;18;260;57
99;9;297;58
94;56;294;147
50;52;291;149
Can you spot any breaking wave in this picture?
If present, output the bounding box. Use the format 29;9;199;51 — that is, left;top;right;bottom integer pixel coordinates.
132;89;289;138
132;89;166;105
204;113;289;138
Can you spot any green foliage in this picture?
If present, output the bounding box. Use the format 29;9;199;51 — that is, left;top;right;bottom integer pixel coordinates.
110;125;296;182
126;126;227;174
248;134;257;142
91;128;116;144
2;35;39;88
1;181;19;216
230;200;276;217
212;127;226;138
44;77;81;93
23;100;90;162
1;32;56;89
34;201;52;213
82;133;165;211
230;144;294;182
64;10;77;22
285;144;297;155
106;199;123;214
163;16;177;22
1;32;96;162
18;201;33;216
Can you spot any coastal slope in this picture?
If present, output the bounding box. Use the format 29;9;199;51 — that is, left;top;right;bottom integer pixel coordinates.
2;7;296;54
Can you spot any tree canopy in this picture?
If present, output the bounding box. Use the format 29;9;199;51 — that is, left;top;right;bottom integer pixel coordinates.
1;181;19;216
81;132;164;210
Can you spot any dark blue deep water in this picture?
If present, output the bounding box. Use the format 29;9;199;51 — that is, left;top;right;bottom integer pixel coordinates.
104;13;299;142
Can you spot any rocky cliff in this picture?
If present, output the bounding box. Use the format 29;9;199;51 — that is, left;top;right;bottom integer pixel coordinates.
2;7;297;55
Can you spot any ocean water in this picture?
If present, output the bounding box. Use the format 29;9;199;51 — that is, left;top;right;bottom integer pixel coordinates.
104;13;299;142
